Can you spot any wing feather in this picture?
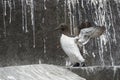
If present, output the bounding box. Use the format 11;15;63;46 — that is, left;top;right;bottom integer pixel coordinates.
77;27;105;45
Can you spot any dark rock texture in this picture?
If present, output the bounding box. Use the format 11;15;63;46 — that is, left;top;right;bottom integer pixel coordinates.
72;66;120;80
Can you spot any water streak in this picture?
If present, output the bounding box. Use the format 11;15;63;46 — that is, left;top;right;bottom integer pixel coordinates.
3;0;7;37
8;0;12;23
67;0;75;35
65;0;118;66
44;0;47;10
43;38;47;54
30;0;36;48
21;0;28;33
89;0;116;66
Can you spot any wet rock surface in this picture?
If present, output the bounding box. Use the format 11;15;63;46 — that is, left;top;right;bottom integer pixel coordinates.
0;0;66;67
1;64;120;80
0;64;86;80
71;66;120;80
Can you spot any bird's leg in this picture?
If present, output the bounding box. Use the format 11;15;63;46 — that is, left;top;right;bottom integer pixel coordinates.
65;57;72;68
80;62;86;67
73;62;80;67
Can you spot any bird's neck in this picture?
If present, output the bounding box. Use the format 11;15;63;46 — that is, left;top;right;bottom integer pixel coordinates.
62;31;77;38
62;30;71;36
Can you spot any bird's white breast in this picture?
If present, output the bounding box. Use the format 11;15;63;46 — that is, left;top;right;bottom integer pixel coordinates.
60;34;85;63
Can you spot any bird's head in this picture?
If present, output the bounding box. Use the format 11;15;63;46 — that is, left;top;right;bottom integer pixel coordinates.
54;23;70;35
54;23;69;31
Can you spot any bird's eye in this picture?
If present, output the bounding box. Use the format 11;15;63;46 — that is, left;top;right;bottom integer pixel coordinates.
61;25;64;27
61;25;65;29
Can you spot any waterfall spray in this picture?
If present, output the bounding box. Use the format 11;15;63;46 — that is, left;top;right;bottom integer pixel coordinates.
21;0;28;33
2;0;7;37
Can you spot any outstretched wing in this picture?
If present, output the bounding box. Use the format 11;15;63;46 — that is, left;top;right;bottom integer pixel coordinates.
90;26;105;38
78;26;105;45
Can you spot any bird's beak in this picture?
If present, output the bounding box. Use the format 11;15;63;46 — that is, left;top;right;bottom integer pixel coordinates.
54;26;61;31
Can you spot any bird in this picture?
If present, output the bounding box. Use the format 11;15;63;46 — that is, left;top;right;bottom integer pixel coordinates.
77;22;106;47
55;22;105;67
55;23;85;67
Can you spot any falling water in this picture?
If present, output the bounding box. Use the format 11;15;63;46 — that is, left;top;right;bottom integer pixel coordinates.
91;0;107;66
64;0;67;24
89;0;117;66
2;0;36;48
8;0;12;23
21;0;36;48
30;0;36;48
65;0;118;66
0;0;120;69
43;0;47;54
21;0;28;33
66;0;79;35
43;38;47;54
2;0;7;37
44;0;47;10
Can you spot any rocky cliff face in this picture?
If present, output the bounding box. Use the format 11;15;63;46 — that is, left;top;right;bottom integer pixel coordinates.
0;0;64;66
0;0;120;67
1;0;120;80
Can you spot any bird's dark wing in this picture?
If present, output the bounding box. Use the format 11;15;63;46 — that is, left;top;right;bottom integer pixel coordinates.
78;22;92;30
77;26;105;45
90;27;106;38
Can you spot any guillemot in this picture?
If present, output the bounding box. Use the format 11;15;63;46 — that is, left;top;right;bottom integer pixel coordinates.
55;23;85;67
55;22;105;67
